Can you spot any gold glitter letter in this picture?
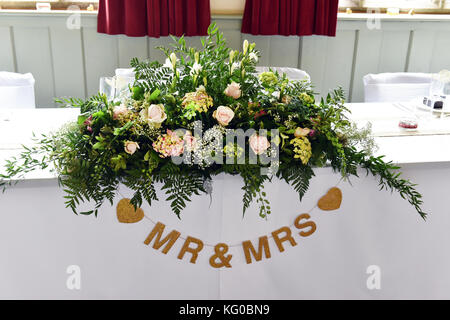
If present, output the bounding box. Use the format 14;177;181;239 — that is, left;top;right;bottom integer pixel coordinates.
177;236;204;264
271;227;297;253
242;236;271;264
144;222;181;254
294;214;317;237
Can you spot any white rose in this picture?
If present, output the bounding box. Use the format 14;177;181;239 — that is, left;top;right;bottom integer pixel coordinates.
124;141;139;155
140;104;167;128
213;106;235;126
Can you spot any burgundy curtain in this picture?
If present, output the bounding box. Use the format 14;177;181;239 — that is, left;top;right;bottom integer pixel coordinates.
98;0;211;37
241;0;339;37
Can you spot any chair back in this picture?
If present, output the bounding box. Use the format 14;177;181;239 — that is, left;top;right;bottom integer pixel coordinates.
115;68;135;78
256;67;311;82
363;72;432;102
0;72;36;109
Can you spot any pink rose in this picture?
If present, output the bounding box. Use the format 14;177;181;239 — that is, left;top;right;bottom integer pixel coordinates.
249;134;270;155
224;82;241;99
183;131;197;151
113;104;129;120
124;141;139;155
140;104;167;127
213;106;235;126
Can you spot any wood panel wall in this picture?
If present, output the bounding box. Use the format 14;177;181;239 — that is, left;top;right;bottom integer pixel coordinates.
1;12;450;107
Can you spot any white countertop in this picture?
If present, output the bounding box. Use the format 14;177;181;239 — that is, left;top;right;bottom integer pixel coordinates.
0;108;80;180
346;102;450;164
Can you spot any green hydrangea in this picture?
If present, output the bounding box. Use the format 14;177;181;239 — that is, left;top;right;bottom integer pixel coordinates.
299;92;315;105
259;71;278;87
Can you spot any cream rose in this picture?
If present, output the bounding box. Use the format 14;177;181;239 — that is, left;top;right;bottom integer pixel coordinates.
249;134;270;155
124;141;139;155
224;82;241;99
113;104;129;120
294;127;311;138
140;104;167;128
213;106;235;126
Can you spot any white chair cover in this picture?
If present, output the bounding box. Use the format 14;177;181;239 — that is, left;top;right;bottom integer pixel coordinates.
0;72;36;109
363;73;432;103
256;66;311;82
115;68;135;78
115;67;311;83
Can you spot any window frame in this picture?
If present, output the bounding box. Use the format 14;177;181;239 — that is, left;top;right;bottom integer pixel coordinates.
0;1;98;10
339;0;450;14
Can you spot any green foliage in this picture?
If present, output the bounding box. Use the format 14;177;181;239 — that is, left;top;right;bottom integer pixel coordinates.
238;165;271;218
160;170;205;218
276;164;315;202
0;23;427;220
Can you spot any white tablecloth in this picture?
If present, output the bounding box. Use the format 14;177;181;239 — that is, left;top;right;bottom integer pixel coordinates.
1;104;449;174
347;102;450;164
0;105;450;299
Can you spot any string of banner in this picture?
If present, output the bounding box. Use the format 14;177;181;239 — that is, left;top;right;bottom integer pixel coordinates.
116;179;343;269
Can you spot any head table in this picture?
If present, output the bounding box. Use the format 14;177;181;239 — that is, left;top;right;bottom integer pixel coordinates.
0;103;450;299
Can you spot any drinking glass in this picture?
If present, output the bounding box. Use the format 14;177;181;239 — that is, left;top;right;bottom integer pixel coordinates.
99;76;134;101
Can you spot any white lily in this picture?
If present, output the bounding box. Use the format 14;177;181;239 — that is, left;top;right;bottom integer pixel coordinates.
163;58;174;70
190;62;203;76
231;62;241;73
249;52;258;62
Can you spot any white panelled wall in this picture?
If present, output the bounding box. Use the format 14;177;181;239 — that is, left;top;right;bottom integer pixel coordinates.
1;11;450;107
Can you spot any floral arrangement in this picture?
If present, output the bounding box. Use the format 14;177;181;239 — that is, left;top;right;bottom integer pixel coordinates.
0;24;426;219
